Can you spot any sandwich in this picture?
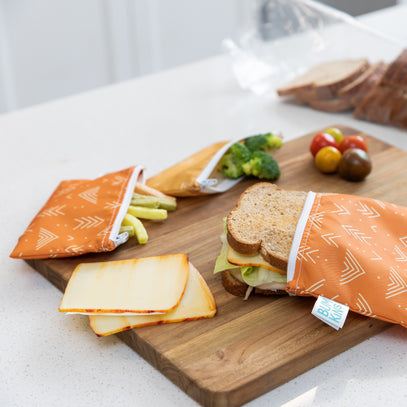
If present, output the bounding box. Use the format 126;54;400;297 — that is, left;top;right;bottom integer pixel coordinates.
214;183;307;298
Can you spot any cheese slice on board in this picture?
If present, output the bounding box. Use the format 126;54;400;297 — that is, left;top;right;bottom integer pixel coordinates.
59;254;189;314
227;245;286;275
89;263;217;337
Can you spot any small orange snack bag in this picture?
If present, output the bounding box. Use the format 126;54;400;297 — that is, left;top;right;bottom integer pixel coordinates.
286;192;407;327
10;165;144;259
146;139;255;197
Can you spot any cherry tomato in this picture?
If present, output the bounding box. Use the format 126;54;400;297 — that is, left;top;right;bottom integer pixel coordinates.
315;146;342;173
324;127;344;144
310;133;339;157
338;148;372;181
339;135;368;153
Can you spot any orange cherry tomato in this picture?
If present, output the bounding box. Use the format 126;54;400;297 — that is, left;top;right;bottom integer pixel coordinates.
315;146;342;173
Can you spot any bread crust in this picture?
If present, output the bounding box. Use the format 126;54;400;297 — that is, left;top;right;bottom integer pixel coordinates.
226;183;307;271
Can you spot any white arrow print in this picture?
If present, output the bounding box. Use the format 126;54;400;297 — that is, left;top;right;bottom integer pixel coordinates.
331;203;351;216
65;245;85;254
309;213;324;230
370;250;383;261
340;249;366;285
36;228;58;250
104;201;121;210
373;199;387;210
321;233;341;248
342;225;372;246
355;293;374;316
112;175;126;186
386;267;407;299
394;245;407;262
97;227;111;237
38;205;66;217
73;215;104;230
305;279;325;293
78;186;100;204
297;246;319;264
400;236;407;248
356;202;380;218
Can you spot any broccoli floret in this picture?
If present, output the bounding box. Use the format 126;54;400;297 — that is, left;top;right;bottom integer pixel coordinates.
244;133;283;152
220;143;251;179
228;142;252;162
242;150;281;180
220;153;244;179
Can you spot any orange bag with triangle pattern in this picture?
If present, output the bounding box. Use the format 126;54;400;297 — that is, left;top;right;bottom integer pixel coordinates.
10;166;144;259
286;192;407;327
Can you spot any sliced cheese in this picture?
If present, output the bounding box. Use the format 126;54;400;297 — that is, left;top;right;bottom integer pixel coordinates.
59;254;189;314
227;245;286;275
89;263;217;336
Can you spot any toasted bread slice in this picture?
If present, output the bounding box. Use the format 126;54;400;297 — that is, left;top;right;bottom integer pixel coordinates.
226;183;307;271
222;270;287;297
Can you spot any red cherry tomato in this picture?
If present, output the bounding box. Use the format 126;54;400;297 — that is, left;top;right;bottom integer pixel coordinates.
339;135;368;153
310;133;339;157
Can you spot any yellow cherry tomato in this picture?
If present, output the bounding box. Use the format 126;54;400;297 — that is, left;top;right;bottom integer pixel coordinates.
324;127;344;144
315;146;342;173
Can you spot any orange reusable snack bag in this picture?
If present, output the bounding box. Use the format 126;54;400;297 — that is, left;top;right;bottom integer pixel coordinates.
146;141;233;197
10;166;144;259
286;192;407;327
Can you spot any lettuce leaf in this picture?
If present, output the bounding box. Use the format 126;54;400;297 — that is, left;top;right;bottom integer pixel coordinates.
214;218;287;288
214;234;240;274
241;266;286;287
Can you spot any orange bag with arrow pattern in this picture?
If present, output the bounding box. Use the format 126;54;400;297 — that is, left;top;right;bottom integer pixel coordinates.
10;166;144;259
286;192;407;327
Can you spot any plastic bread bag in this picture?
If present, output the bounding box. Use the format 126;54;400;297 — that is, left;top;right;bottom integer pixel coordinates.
10;166;145;259
285;191;407;328
223;0;403;97
146;133;282;197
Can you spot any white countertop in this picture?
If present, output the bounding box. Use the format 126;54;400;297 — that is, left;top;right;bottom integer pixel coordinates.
1;4;407;407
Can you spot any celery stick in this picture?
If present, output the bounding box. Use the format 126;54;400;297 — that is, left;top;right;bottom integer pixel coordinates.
127;205;168;221
122;214;148;244
119;225;135;237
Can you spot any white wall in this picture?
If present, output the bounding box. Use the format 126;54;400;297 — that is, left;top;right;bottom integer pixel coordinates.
0;0;250;113
0;0;396;114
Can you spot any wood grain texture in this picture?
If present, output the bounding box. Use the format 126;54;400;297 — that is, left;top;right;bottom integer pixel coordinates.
25;125;407;406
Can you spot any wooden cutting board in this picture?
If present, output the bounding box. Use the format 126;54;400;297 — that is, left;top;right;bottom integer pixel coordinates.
26;125;407;406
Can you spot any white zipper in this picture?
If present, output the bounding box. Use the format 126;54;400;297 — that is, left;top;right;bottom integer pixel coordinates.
109;165;145;247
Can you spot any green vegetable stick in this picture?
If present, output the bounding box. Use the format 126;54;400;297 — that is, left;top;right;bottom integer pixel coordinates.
119;225;135;237
131;193;177;211
122;214;148;244
131;194;160;208
127;205;168;221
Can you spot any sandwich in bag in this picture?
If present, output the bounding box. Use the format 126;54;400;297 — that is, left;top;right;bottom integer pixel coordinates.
214;183;306;298
214;182;407;328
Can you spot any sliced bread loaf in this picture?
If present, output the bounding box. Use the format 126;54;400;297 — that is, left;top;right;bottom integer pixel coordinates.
277;59;369;99
226;183;307;271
